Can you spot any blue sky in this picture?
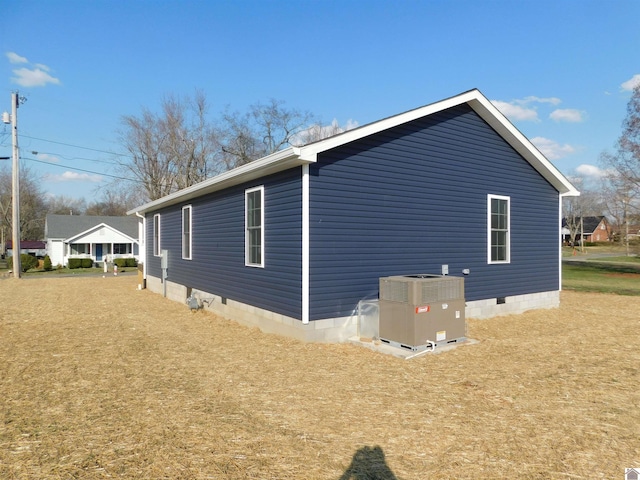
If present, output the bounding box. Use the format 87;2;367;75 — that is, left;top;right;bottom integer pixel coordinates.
1;0;639;201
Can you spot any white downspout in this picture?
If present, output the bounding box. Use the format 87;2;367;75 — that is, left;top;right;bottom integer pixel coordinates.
135;211;146;283
558;193;563;292
302;165;310;324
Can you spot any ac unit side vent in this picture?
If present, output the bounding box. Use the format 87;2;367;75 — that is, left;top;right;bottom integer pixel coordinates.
380;280;409;303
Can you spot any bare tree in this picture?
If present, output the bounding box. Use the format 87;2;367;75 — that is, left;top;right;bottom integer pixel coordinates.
117;90;222;202
562;175;603;249
85;187;139;216
220;99;317;169
602;85;640;189
46;195;87;215
600;171;640;254
118;94;323;200
0;165;48;243
291;118;359;146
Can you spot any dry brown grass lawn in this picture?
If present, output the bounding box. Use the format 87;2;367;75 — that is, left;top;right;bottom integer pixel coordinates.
1;276;639;479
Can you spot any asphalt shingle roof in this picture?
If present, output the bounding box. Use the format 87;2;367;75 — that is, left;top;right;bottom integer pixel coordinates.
45;214;139;240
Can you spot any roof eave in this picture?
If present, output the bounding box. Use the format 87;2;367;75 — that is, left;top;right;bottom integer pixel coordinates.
465;95;579;196
298;89;579;196
128;89;580;216
128;147;306;215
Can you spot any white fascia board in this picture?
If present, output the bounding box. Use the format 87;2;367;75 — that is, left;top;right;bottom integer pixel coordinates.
466;95;579;196
296;91;481;162
66;223;138;244
127;147;308;215
128;89;579;217
298;89;579;196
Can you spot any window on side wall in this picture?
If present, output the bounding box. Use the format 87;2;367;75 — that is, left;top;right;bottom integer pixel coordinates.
153;213;161;257
488;194;510;264
245;186;264;267
182;205;192;260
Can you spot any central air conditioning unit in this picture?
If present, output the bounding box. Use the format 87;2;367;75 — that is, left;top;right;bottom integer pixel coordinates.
379;274;465;350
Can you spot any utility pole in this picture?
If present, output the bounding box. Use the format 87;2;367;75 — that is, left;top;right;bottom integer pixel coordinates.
2;93;23;278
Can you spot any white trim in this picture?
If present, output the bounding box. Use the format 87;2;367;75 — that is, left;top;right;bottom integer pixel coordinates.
65;222;138;245
558;193;563;292
128;89;578;217
487;194;511;264
153;214;161;257
182;205;192;260
245;186;265;268
302;165;310;324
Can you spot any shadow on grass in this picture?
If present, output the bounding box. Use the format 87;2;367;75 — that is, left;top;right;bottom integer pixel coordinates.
339;446;397;480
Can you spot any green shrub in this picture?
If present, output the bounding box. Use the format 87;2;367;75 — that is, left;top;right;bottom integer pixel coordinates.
68;258;82;269
43;255;53;271
81;258;93;268
114;258;136;268
20;254;39;272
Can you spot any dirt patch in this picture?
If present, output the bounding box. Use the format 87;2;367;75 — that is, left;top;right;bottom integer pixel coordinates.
604;272;640;278
1;276;639;479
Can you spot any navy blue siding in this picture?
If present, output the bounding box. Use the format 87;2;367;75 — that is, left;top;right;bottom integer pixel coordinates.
309;104;559;320
146;169;303;319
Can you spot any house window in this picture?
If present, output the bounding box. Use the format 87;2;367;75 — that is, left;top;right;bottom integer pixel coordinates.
70;243;90;255
113;243;130;255
245;186;264;267
182;205;192;260
488;194;510;263
153;214;161;257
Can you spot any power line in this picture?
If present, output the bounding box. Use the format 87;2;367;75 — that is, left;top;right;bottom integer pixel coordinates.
21;134;130;158
22;155;144;184
30;150;120;167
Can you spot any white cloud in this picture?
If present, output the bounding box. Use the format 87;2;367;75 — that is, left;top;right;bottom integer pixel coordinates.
549;109;586;123
46;171;102;183
519;96;562;106
492;96;571;123
491;100;539;122
11;67;60;87
5;52;60;87
621;74;640;91
6;52;28;64
575;164;608;178
530;136;577;160
34;153;60;163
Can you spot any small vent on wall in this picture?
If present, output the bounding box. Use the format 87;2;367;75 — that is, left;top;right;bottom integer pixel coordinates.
497;297;506;305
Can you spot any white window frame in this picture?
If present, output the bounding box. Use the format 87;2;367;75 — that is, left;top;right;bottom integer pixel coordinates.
182;205;192;260
245;186;264;267
153;213;161;257
488;194;510;264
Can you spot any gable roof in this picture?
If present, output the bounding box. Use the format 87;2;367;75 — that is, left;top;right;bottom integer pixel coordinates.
128;89;579;216
562;216;607;234
45;214;139;240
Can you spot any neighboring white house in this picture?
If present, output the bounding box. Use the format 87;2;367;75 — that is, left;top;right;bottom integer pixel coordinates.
45;214;141;267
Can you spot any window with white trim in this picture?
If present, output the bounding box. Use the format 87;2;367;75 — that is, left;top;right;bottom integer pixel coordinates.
182;205;192;260
245;186;264;267
70;243;90;255
153;214;161;257
488;194;510;263
113;243;131;255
